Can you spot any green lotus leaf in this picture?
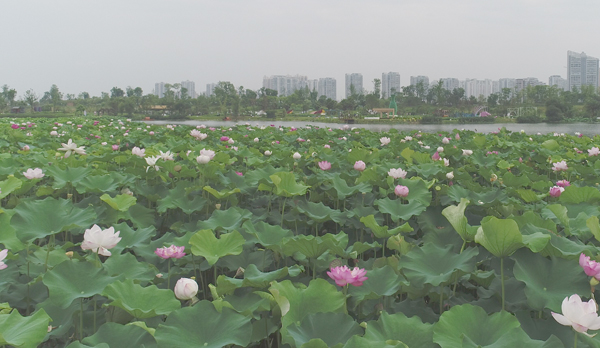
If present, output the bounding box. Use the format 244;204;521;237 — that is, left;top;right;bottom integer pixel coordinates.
400;147;415;163
521;224;594;258
270;171;310;197
75;172;135;194
100;193;137;212
512;211;556;233
512;250;589;312
587;215;600;242
475;216;523;258
102;252;158;283
43;260;115;308
0;210;25;251
344;336;408;348
396;177;432;206
243;264;303;288
362;311;434;348
541;139;560;151
203;185;241;200
154;300;252;348
45;166;93;189
11;197;97;242
375;198;427;222
360;215;413;239
196;207;252;232
121;203;155;228
295;201;347;223
282;233;348;259
102;279;180;318
0;176;22;199
300;338;332;348
287;312;363;348
216;292;271;319
348;265;406;302
433;304;551;347
269;279;346;345
330;175;370;199
502;172;531;188
355;166;380;184
541;204;570;234
559;186;600;204
401;243;478;288
517;189;543;203
242;220;294;252
0;309;51;348
81;322;157;348
189;229;245;266
442;198;475;242
412;163;441;177
65;342;109;348
109;222;156;255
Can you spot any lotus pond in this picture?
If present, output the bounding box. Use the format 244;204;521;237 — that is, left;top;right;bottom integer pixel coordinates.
2;118;600;347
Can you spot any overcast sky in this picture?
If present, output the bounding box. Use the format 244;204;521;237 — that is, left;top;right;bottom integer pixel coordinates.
2;0;598;99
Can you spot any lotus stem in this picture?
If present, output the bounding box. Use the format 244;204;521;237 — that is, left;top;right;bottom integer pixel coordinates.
574;331;578;348
280;197;287;227
93;296;97;333
501;257;505;311
167;259;171;289
440;288;444;314
79;297;84;341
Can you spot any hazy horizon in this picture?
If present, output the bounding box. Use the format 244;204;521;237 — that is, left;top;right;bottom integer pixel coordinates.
2;0;598;99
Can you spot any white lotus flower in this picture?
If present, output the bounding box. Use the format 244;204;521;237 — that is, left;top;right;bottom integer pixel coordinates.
81;225;121;257
58;139;86;158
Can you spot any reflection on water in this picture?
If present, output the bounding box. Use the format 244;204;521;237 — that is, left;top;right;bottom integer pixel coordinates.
144;120;600;136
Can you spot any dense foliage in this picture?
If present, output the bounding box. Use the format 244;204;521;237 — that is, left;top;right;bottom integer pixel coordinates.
2;118;600;347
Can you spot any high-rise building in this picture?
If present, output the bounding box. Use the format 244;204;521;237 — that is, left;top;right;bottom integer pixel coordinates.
262;75;308;97
345;73;363;98
181;80;196;98
317;78;336;100
410;76;430;87
549;75;567;91
307;79;319;93
567;51;599;91
206;83;217;97
440;78;459;91
381;72;401;98
154;82;166;98
463;79;493;99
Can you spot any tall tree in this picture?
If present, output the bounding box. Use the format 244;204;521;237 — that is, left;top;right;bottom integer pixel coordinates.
372;78;381;98
49;84;63;112
2;85;17;107
110;87;125;98
23;89;39;112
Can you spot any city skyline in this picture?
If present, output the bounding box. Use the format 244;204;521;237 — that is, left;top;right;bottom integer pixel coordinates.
2;1;599;99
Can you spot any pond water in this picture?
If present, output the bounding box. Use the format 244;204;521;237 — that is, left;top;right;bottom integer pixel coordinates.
144;120;600;136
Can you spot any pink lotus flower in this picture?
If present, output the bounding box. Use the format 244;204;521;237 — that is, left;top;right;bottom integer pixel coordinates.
174;278;198;300
388;168;407;179
432;152;441;161
552;294;600;337
0;249;7;270
354;160;366;171
580;253;600;279
23;168;44;179
327;265;368;287
556;180;570;187
112;144;119;151
590;147;600;156
394;185;409;197
81;224;121;256
11;124;19;129
455;133;460;140
324;144;330;149
549;186;564;197
220;136;230;142
442;137;450;144
236;171;243;176
318;161;331;171
132;147;145;157
155;245;186;259
552;160;568;172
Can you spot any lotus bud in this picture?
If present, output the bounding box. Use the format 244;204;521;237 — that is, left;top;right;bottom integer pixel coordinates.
156;273;164;278
329;259;343;269
67;194;73;199
174;278;198;300
234;267;245;278
65;251;74;259
215;203;221;210
174;165;182;172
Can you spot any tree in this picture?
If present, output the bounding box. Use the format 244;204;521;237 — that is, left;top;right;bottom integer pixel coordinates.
110;87;125;98
79;92;90;99
2;85;17;107
372;78;381;98
49;84;63;112
584;95;600;120
487;93;499;107
23;89;39;112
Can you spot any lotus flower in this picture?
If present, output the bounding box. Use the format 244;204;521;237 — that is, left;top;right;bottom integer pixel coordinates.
23;168;44;179
196;155;211;164
552;294;600;337
432;152;441;161
174;278;198;300
293;152;301;160
327;266;368;287
442;137;450;144
132;146;145;157
394;185;409;197
264;150;272;156
556;180;571;187
155;245;186;259
354;160;366;171
58;139;86;158
589;147;600;156
220;136;229;142
318;161;331;171
388;168;407;179
549;186;565;197
580;253;600;279
380;137;391;146
200;148;215;159
462;149;473;156
145;156;161;172
446;171;454;180
81;224;121;256
552;160;568;172
159;150;174;161
0;249;8;270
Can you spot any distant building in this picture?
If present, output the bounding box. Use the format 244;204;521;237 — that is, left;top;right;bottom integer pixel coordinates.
549;75;567;91
515;77;544;92
410;76;429;87
154;82;166;98
262;75;308;97
181;80;196;98
307;79;319;93
440;78;459;91
345;73;363;98
206;83;217;97
381;72;401;98
567;51;599;91
317;78;336;100
463;79;493;99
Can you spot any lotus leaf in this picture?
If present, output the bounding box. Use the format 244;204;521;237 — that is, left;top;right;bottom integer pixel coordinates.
100;193;137;212
347;265;406;302
189;229;245;265
287;312;363;348
0;309;51;348
270;171;310;197
102;279;180;318
362;311;434;348
81;322;157;348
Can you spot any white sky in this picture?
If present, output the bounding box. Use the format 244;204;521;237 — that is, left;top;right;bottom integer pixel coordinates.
2;0;598;99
